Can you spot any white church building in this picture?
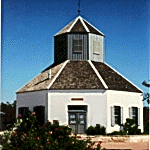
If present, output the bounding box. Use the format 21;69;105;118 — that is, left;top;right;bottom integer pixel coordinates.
16;16;143;134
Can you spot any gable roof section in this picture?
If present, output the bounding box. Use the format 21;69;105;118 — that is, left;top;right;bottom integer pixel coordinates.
70;19;87;33
17;61;142;93
16;62;65;93
92;61;142;93
49;61;105;90
83;20;103;36
55;16;104;36
55;18;76;36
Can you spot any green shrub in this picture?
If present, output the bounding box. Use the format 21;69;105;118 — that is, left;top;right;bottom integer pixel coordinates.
107;118;142;135
86;124;106;135
123;118;141;135
1;113;104;150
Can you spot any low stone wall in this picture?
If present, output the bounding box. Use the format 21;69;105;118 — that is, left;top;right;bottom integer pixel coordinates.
76;135;149;143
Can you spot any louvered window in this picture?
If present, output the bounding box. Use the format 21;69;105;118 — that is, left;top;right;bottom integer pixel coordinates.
93;41;100;54
129;107;140;125
73;39;82;52
111;106;123;126
114;106;120;125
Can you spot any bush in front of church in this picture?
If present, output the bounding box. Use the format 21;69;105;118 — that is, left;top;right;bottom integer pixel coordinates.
86;124;106;135
123;118;141;135
1;113;104;150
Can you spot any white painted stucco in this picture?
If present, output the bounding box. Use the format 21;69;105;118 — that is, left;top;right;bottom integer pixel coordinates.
48;90;107;128
16;90;48;122
106;90;143;133
16;89;143;134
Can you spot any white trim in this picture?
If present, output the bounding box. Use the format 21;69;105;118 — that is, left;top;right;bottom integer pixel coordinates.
48;69;51;79
54;18;76;36
79;16;90;32
47;60;69;89
67;16;80;32
48;89;106;93
82;17;104;36
88;60;108;89
105;63;143;92
88;33;91;60
55;16;104;36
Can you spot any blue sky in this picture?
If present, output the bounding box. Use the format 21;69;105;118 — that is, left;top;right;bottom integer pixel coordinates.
1;0;149;106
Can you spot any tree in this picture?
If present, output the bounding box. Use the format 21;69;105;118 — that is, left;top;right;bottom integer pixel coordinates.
142;81;150;87
142;80;150;104
1;100;16;130
143;93;149;104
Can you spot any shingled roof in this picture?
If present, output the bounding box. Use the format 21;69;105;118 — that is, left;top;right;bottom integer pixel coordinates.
50;61;105;89
55;16;104;36
92;61;142;93
17;62;65;93
17;61;142;93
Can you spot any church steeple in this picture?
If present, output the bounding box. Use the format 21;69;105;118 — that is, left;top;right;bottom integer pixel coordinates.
54;16;105;63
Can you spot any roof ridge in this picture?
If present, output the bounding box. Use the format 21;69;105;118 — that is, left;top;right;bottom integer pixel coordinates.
55;16;104;36
67;16;80;32
47;60;69;89
88;60;108;89
104;62;143;93
79;16;90;32
83;18;104;36
55;18;76;36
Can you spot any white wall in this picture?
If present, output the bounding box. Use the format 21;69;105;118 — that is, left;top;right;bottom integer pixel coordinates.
16;90;48;122
48;90;107;128
106;90;143;133
16;89;143;134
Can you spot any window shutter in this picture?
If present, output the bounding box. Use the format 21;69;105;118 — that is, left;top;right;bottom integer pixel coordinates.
24;107;29;117
33;106;45;125
18;107;29;117
111;106;115;126
138;108;140;126
121;107;123;125
129;107;132;119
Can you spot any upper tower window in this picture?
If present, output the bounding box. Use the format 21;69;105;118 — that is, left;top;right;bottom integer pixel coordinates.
93;41;100;54
73;39;83;53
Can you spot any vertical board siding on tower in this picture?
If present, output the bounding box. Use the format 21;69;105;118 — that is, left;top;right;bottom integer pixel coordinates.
68;34;88;60
89;33;104;62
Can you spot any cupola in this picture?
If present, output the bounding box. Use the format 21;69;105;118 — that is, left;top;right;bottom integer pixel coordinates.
54;16;105;63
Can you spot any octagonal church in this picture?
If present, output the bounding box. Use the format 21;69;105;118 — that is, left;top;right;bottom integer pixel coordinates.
16;16;143;134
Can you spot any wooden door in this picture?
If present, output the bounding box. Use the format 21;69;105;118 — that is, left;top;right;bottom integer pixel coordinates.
68;112;86;134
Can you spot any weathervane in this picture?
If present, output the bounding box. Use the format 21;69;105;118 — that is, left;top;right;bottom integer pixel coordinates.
78;0;81;15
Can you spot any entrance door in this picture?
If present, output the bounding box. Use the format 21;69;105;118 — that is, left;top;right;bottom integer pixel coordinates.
68;105;87;134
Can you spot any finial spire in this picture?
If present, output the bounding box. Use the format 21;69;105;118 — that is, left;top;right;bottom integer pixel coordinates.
78;0;81;15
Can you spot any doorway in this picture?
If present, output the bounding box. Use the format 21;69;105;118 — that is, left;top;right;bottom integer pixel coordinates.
68;105;87;134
